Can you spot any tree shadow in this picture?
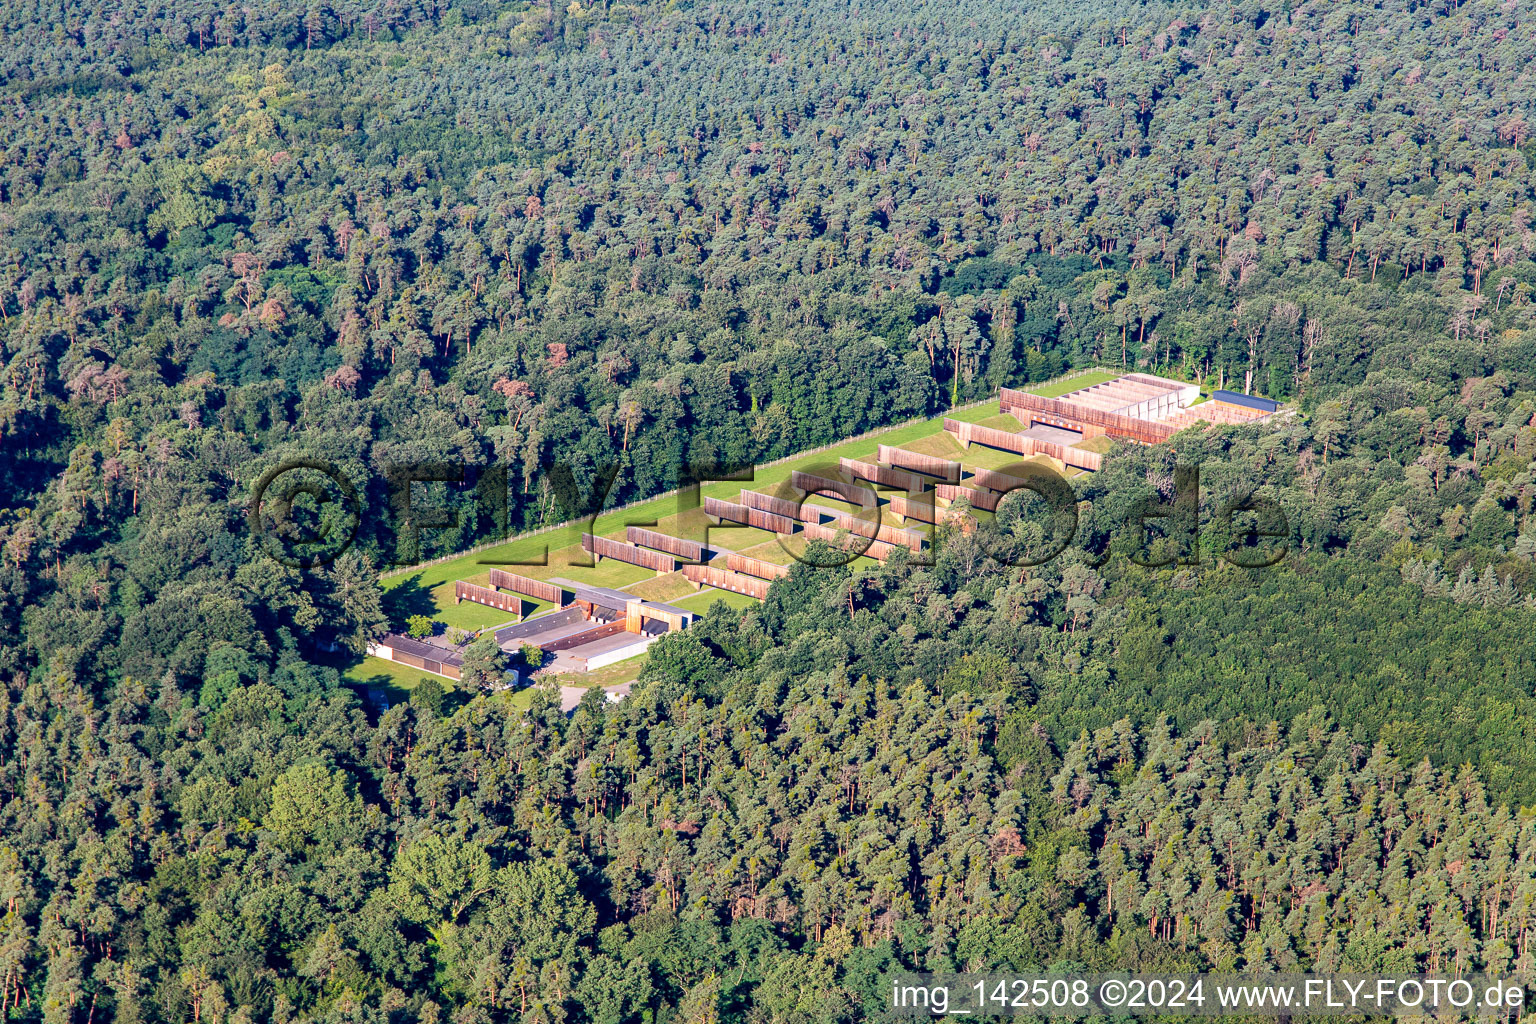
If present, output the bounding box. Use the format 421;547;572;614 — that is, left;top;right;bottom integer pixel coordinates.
344;672;473;719
382;573;437;626
345;675;410;716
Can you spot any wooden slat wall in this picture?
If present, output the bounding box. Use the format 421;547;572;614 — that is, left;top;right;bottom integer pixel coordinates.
707;497;793;534
824;510;925;552
741;489;819;522
683;564;771;599
800;520;900;560
887;494;939;523
877;444;960;481
969;467;1027;492
789;470;878;508
746;508;796;534
626;526;704;561
1031;439;1103;471
837;457;928;493
726;553;790;580
582;534;675;572
1000;388;1175;444
943;418;1031;454
936;484;1000;512
946;419;1105;470
488;569;564;604
704;496;750;524
455;580;523;614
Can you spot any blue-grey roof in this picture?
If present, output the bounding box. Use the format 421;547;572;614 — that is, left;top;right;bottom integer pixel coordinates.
1211;390;1279;413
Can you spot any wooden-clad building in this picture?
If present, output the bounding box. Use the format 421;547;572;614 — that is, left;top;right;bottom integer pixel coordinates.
369;635;463;681
565;584;696;634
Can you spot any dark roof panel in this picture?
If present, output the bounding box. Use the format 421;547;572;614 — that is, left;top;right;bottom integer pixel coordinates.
1211;390;1279;413
380;634;465;666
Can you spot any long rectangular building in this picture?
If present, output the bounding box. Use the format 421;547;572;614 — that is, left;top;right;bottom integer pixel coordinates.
368;635;463;681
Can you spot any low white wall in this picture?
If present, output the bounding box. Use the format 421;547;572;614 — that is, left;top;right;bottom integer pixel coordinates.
581;636;658;672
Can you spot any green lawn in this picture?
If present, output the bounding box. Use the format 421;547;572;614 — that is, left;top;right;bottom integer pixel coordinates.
334;652;486;714
339;652;562;715
974;412;1027;431
622;571;699;603
380;400;995;594
378;371;1115;629
940;399;1005;424
344;654;441;691
1029;369;1121;398
737;539;795;565
673;588;762;613
342;370;1166;699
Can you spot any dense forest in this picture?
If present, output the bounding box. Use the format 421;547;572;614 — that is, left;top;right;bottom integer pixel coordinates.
4;0;1536;1019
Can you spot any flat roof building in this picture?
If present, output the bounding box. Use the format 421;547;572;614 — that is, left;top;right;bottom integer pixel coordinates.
1210;390;1280;414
